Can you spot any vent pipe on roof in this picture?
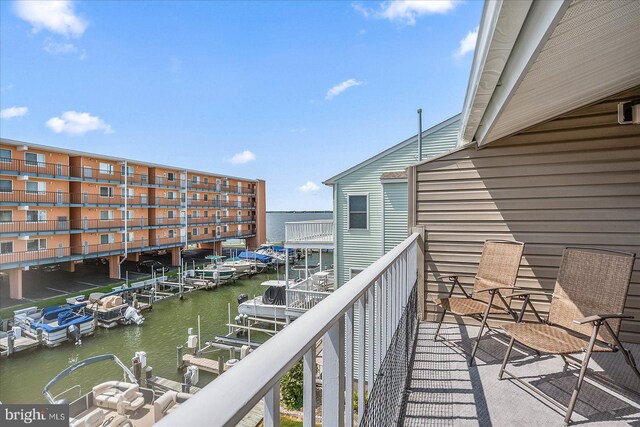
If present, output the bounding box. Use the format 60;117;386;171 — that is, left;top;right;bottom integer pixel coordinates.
417;108;423;161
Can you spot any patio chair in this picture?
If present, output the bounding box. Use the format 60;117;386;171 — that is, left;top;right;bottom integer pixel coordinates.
499;247;639;425
433;240;525;365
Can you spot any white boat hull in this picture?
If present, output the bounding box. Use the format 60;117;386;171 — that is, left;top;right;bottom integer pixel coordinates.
238;297;286;320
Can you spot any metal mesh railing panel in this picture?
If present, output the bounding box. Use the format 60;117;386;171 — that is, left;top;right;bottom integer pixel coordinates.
360;283;418;427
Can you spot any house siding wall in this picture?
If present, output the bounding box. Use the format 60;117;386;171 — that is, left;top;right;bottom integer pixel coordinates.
335;118;460;287
383;182;408;253
414;87;640;343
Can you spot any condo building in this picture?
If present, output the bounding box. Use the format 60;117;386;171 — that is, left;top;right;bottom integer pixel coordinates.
0;138;267;300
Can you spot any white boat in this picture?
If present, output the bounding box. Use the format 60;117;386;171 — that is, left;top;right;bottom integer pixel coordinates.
77;292;144;329
237;280;292;320
43;353;194;426
13;304;95;347
222;258;253;273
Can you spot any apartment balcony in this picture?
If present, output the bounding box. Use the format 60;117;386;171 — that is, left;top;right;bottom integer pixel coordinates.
0;158;70;179
68;166;151;187
70;217;150;232
149;217;185;227
152;196;182;207
158;232;639;427
0;190;69;206
153;176;185;189
149;236;183;247
0;219;71;236
285;219;334;249
188;198;218;208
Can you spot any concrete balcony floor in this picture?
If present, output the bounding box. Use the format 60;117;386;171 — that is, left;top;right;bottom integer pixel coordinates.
403;322;640;426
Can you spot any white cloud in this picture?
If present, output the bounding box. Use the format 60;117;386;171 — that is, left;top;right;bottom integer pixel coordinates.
1;106;29;119
354;1;458;25
46;111;112;135
454;26;479;58
325;78;364;100
14;0;88;37
43;38;77;54
298;181;320;193
0;84;14;92
228;150;256;165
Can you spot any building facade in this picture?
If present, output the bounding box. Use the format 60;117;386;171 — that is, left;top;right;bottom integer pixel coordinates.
324;114;460;287
0;138;267;299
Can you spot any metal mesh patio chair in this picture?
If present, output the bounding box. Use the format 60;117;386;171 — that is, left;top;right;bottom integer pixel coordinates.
433;240;525;365
499;247;639;425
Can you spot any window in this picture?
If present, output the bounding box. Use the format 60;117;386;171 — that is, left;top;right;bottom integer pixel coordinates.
168;229;175;238
0;210;12;222
167;191;175;200
168;210;175;219
26;210;46;222
0;149;11;163
192;228;199;236
100;187;114;197
99;163;114;175
204;177;209;185
350;268;365;279
122;232;134;242
121;165;134;177
121;188;134;198
1;241;13;254
348;194;368;229
100;210;114;220
216;179;221;190
26;238;47;251
26;181;46;194
0;180;12;193
167;172;175;182
121;210;133;220
216;211;221;220
223;225;228;233
224;209;229;217
204;194;208;201
204;211;208;217
100;234;115;244
224;179;229;187
192;176;200;184
204;227;209;235
25;152;45;167
192;210;200;218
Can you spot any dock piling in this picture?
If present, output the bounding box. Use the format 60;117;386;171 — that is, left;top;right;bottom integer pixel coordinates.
177;345;184;370
6;329;14;356
218;356;224;375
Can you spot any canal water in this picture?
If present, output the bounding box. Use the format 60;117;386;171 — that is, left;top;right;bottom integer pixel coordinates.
0;252;331;404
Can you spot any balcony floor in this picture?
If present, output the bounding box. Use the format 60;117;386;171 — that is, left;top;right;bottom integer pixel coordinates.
403;322;640;426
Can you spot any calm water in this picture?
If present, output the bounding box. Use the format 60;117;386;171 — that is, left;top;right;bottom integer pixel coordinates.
0;252;331;404
266;211;332;242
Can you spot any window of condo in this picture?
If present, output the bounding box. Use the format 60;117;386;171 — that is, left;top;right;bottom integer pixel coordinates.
204;228;208;235
121;188;134;198
121;165;134;177
168;210;175;219
100;210;114;220
26;181;46;194
25;152;45;167
26;238;47;251
26;210;46;222
123;232;134;242
0;210;12;222
1;241;13;254
0;148;11;162
167;172;175;182
100;234;114;244
99;163;114;175
223;225;228;233
192;176;200;184
193;228;199;236
193;211;200;218
0;180;11;193
168;229;175;238
121;210;133;220
204;177;209;185
100;187;114;197
167;191;175;200
348;194;368;230
204;194;208;201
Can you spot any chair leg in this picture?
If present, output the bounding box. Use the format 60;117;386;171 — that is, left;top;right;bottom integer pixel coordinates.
469;305;491;366
499;336;515;380
607;325;640;380
434;309;446;341
564;325;599;426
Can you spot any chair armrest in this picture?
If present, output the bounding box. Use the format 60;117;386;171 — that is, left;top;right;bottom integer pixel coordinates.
506;290;552;299
573;313;634;325
475;286;520;294
447;274;476;281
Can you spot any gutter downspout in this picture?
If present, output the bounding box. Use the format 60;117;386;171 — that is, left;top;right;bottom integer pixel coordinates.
417;109;423;161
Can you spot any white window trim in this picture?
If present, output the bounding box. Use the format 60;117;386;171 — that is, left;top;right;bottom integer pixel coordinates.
1;240;15;254
0;210;13;223
0;179;13;193
347;193;369;231
0;148;12;163
25;152;45;168
99;186;114;198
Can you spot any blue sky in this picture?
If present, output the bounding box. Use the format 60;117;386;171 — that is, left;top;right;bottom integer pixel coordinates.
0;0;482;210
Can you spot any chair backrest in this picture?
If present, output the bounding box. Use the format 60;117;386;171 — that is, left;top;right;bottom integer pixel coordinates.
548;247;635;344
473;240;525;305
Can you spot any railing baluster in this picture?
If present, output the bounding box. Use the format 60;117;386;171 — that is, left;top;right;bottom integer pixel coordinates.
322;318;345;427
375;279;382;374
264;381;280;427
346;307;354;427
366;286;375;399
357;295;366;423
303;347;317;427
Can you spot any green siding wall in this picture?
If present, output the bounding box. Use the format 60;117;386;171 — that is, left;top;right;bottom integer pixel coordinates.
334;117;460;287
383;182;408;253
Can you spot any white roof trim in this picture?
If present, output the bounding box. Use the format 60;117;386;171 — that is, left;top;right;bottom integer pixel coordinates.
459;0;533;146
323;113;460;185
0;137;260;182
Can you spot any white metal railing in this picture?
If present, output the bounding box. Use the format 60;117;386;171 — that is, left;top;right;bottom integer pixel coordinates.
285;220;334;244
159;232;420;427
287;288;332;312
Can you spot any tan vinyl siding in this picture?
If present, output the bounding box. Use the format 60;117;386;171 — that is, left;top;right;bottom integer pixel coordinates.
415;87;640;343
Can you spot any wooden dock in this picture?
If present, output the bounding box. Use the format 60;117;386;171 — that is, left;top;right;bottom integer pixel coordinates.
147;376;201;394
0;335;40;356
237;403;264;427
183;353;221;374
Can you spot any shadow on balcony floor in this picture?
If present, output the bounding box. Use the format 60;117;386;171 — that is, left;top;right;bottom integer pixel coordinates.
402;322;640;426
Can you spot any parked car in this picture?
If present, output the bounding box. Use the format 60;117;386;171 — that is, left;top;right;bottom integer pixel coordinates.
41;263;61;272
136;260;169;274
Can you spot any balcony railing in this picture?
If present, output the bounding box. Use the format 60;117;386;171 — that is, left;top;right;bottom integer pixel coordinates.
0;218;149;234
285;220;334;246
150;236;183;246
152;197;182;207
0;158;70;178
153;176;185;188
150;217;185;226
159;232;421;426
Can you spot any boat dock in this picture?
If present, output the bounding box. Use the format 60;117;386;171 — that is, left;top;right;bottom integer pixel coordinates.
182;354;222;375
147;375;202;394
0;334;40;356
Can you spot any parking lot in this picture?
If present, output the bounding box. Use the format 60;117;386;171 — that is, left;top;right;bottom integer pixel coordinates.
0;248;215;310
